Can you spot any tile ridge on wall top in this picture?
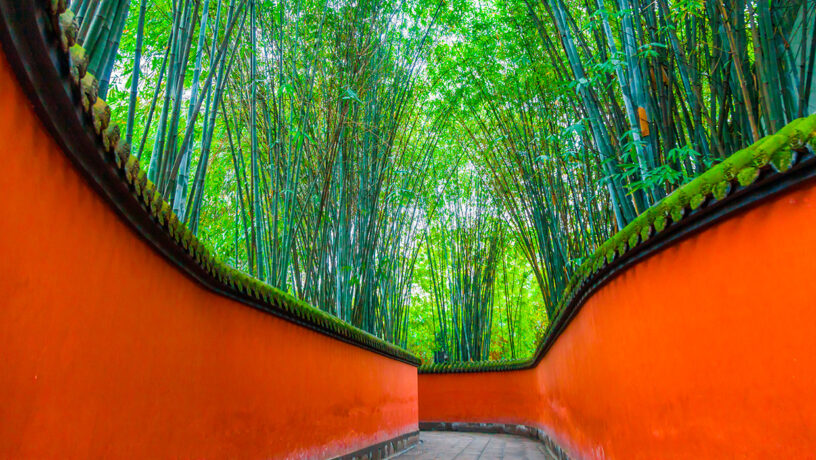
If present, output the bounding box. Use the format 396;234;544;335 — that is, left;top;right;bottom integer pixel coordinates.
0;0;419;367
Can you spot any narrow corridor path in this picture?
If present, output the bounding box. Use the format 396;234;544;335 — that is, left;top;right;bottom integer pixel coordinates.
393;431;556;459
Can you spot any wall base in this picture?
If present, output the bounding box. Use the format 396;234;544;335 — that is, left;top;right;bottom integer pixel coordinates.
334;431;420;460
419;422;570;459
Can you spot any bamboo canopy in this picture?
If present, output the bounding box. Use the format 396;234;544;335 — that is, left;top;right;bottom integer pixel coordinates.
68;0;815;362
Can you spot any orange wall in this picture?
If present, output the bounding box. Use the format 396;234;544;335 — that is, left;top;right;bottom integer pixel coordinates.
420;179;816;458
418;370;538;426
0;51;417;459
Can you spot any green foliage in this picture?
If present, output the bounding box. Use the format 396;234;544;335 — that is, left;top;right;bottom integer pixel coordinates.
93;0;816;365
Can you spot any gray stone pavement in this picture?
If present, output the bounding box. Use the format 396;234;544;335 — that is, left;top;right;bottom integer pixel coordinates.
392;431;556;460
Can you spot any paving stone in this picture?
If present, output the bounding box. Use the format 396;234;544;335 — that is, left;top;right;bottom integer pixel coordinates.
392;431;554;460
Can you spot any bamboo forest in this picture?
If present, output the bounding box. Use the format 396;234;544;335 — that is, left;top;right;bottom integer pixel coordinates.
71;0;815;363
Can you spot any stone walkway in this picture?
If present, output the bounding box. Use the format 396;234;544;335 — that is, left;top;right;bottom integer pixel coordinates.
392;431;556;459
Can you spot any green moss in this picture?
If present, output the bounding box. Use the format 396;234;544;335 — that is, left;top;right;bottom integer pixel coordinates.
180;230;191;250
698;181;713;197
103;124;120;152
58;11;77;51
144;186;156;210
69;45;87;78
713;181;730;201
770;147;794;173
640;225;650;242
134;170;147;197
91;99;110;135
689;194;705;211
80;72;98;111
592;257;603;273
798;119;816;150
653;215;666;232
158;202;171;226
627;233;639;250
720;158;738;181
751;134;787;168
149;189;162;215
737;167;759;187
189;239;200;261
124;156;139;184
114;143;130;168
418;357;532;374
670;205;684;223
169;215;180;239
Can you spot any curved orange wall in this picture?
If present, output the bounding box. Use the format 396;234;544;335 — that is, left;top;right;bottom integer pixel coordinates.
0;51;417;459
420;179;816;457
